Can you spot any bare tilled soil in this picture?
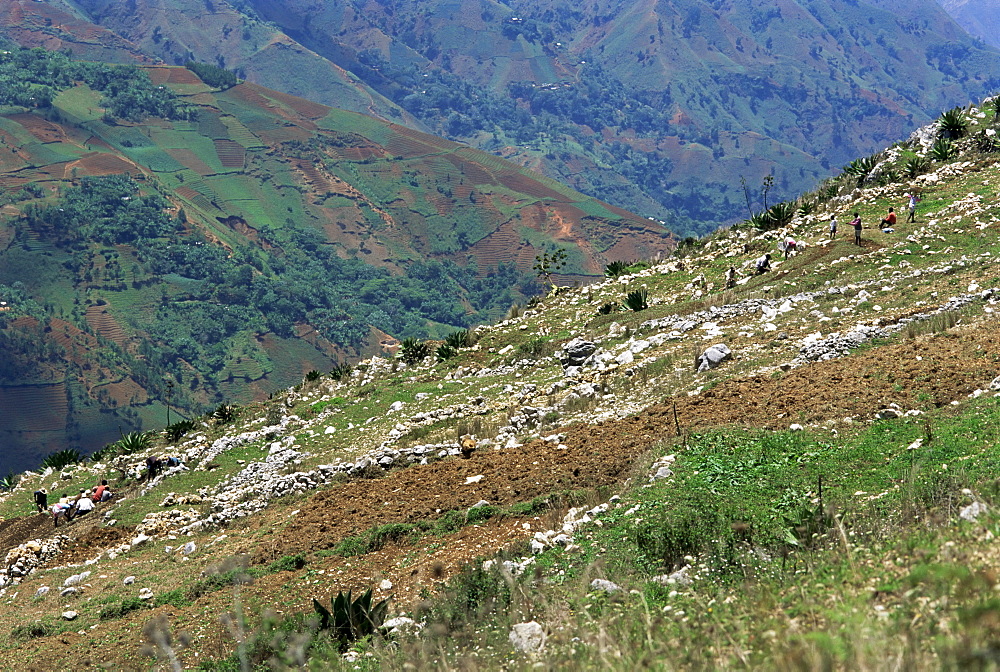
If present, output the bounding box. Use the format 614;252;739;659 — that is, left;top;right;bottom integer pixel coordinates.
251;431;650;564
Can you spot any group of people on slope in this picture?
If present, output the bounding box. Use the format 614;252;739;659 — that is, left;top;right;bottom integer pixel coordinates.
751;193;922;276
34;480;113;527
837;193;920;247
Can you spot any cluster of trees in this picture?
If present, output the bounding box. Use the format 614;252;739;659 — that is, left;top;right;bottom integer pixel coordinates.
23;175;538;389
0;47;193;121
184;61;240;89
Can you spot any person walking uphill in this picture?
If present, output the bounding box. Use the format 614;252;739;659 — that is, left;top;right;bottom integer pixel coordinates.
33;488;48;513
850;212;863;246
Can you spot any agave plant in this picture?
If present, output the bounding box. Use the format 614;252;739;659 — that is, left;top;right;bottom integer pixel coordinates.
444;329;473;350
875;167;900;186
764;201;796;229
398;338;431;365
164;421;196;442
624;288;649;312
0;472;20;491
747;211;769;230
974;129;1000;153
41;449;83;471
937;107;968;139
212;404;239;424
903;156;929;178
929;138;957;162
435;344;457;362
304;369;322;382
605;260;632;279
117;431;153;454
797;200;816;217
313;588;390;650
329;362;353;381
842;153;880;181
596;302;620;316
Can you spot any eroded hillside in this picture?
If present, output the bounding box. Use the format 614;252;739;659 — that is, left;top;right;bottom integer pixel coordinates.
1;100;1000;669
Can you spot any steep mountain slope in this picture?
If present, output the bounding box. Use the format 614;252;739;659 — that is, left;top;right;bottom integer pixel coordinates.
2;98;1000;669
938;0;1000;49
0;51;669;474
8;0;1000;236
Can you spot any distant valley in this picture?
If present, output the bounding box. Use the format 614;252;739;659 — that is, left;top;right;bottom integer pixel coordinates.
3;0;999;235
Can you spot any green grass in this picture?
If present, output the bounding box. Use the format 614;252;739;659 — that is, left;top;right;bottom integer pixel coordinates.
326;396;1000;670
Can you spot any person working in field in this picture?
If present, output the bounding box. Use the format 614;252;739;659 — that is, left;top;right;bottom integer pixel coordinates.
850;212;863;246
880;207;896;232
755;253;771;274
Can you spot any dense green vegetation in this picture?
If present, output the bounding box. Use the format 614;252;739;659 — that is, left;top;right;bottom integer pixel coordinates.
0;48;192;121
184;61;239;90
17;173;538;393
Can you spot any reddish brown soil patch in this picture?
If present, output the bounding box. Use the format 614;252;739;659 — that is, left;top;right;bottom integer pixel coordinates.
84;305;127;347
669;327;997;430
164;148;214;175
72;152;136;176
0;510;54;559
102;377;148;406
144;66;202;86
263;88;330;120
252;435;646;564
213;139;246;168
7;114;66;143
54;525;132;566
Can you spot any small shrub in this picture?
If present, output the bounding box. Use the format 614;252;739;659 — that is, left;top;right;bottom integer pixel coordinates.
399;338;431;365
335;523;416;557
266;553;307;573
444;329;473;349
212;404;239;424
765;201;796;228
904;156;929;178
313;588;390;650
100;596;148;620
605;260;632;279
41;448;83;471
12;620;57;640
973;129;1000;153
436;344;457;362
597;301;620;315
624;288;649;312
153;589;191;609
466;505;500;525
938;107;968;139
329;362;353;381
842;153;880;182
163;421;195;442
929;138;957;161
517;338;552;358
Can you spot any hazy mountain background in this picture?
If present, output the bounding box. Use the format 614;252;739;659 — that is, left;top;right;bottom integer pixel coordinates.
938;0;1000;49
4;0;1000;236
